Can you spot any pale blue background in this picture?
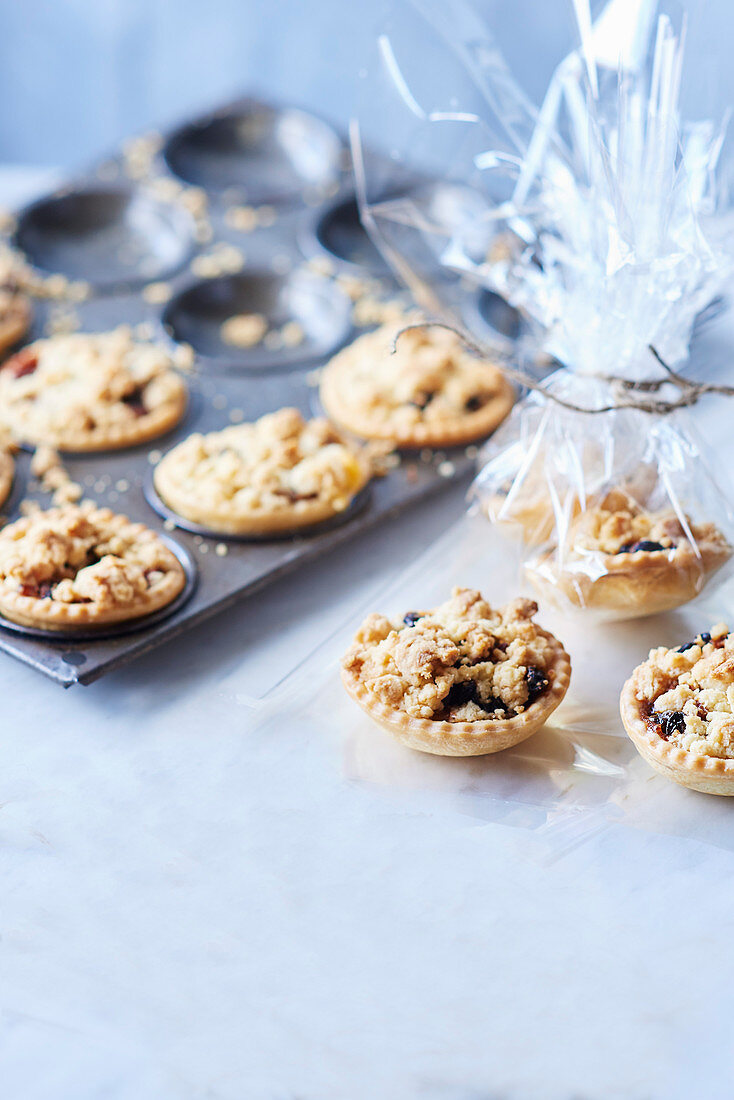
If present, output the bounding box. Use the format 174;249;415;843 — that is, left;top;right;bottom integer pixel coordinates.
0;0;731;166
0;0;580;166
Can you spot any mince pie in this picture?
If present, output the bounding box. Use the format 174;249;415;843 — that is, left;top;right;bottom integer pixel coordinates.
0;503;186;631
153;407;372;536
525;489;731;617
620;624;734;794
0;327;187;451
341;587;571;756
320;322;514;449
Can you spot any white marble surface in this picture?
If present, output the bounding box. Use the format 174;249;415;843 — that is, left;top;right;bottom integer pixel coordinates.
3;171;734;1100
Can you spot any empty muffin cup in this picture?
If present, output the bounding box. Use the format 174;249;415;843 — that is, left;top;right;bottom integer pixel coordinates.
163;101;343;204
162;268;353;373
15;185;195;292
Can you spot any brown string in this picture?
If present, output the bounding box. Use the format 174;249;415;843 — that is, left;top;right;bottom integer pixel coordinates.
391;321;734;415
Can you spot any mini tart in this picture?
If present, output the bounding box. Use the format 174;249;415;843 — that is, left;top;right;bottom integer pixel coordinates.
0;327;187;452
0;447;14;510
0;503;186;631
525;489;731;617
153;407;372;537
0;284;31;356
620;625;734;794
320;322;514;448
341;587;571;756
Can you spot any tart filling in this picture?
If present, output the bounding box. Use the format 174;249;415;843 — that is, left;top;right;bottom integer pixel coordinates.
320;322;514;448
620;625;734;795
341;587;571;756
0;503;186;630
632;626;734;757
153;407;372;536
0;327;187;451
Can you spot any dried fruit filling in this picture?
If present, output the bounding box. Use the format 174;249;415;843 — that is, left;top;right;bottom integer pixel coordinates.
342;587;557;722
640;626;734;757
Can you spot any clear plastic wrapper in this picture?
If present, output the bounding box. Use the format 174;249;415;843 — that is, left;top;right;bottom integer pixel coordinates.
471;369;734;620
353;0;734;619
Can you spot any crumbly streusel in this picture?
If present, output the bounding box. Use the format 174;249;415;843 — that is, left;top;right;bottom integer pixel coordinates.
320;322;514;446
566;489;721;557
633;625;734;757
154;407;369;530
342;587;556;722
0;327;187;451
0;502;184;616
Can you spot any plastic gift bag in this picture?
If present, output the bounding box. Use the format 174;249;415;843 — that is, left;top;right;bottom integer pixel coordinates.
471;370;734;619
352;0;734;619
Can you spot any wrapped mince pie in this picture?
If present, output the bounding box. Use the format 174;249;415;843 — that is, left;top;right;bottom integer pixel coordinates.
353;0;734;620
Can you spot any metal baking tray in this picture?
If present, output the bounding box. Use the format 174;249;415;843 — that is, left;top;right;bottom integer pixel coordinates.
1;95;517;686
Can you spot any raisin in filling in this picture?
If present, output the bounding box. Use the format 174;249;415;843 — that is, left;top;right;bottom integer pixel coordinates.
465;394;487;412
442;679;508;718
647;710;687;740
122;385;148;417
617;539;667;554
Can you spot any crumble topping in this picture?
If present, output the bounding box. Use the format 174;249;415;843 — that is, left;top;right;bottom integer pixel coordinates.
0;503;180;610
322;323;510;433
566;489;723;557
0;327;186;448
342;587;556;721
635;625;734;757
155;407;367;514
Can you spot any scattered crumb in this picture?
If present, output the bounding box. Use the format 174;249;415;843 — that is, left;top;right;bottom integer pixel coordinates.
306;256;335;278
148;449;162;465
352;295;406;328
45;306;80;336
228;408;244;423
142;281;173;304
212;394;227;410
465;445;479;460
438;460;456;479
115;479;130;493
172;343;195;372
215;543;228;557
199;543;209;554
221;313;267;348
28;446;82;505
279;321;304;348
122;132;162;180
225;205;258;232
191;243;245;278
163;518;176;532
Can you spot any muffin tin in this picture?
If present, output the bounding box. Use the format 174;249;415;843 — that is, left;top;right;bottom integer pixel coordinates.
1;95;518;686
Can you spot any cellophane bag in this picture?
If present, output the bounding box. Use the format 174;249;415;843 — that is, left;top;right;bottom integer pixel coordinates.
353;0;734;620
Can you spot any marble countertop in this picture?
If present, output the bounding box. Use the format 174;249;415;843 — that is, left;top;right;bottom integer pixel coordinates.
3;170;734;1100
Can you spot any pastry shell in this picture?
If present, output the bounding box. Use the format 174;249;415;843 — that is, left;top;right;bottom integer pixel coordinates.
620;669;734;795
526;538;731;618
0;292;31;356
342;627;571;757
320;346;514;449
0;508;186;631
154;450;372;536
